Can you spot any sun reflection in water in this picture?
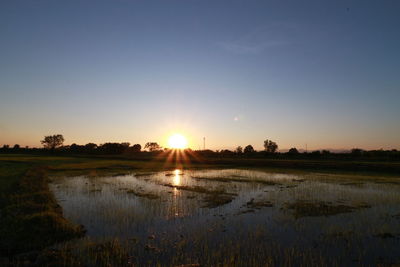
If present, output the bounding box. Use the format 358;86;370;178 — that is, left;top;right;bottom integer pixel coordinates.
171;169;183;217
172;169;182;186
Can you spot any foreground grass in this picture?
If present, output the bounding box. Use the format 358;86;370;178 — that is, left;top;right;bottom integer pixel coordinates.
0;166;85;262
0;154;173;263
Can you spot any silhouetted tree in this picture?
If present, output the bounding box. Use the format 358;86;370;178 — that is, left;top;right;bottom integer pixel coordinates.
70;143;84;153
351;148;364;156
244;145;255;154
145;142;161;152
84;143;97;153
322;150;330;155
41;134;64;150
98;143;129;154
121;142;130;148
13;144;20;150
264;139;278;153
132;144;141;152
235;146;243;154
288;147;299;154
220;149;234;156
311;150;321;156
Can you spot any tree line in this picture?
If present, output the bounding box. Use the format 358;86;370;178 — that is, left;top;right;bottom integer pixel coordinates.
1;134;399;160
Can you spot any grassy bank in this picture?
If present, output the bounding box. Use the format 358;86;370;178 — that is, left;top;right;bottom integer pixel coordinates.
0;164;85;263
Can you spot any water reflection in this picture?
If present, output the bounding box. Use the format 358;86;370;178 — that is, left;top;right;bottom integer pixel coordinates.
171;169;183;217
172;169;181;186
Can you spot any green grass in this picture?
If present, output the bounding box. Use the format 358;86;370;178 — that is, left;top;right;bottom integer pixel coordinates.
0;154;174;262
2;153;400;176
0;167;85;259
0;161;30;207
0;155;91;261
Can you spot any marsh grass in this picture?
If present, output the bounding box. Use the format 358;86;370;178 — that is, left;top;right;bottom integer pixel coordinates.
245;198;274;209
160;183;237;208
28;235;351;267
126;188;160;199
191;175;280;186
236;198;274;215
134;172;157;177
48;168;400;266
284;200;371;218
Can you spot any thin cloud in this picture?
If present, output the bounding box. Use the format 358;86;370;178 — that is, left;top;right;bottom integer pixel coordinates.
218;22;296;54
218;40;287;54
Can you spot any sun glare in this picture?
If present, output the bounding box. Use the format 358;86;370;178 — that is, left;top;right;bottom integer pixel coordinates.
168;134;188;149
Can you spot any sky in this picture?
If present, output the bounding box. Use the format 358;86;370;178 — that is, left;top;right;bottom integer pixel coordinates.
1;0;399;151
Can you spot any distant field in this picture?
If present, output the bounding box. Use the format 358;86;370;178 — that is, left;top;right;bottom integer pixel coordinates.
1;152;400;176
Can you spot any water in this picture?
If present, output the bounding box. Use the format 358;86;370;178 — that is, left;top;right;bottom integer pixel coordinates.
50;169;400;266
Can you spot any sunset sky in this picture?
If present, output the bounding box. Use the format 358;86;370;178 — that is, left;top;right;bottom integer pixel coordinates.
1;1;399;151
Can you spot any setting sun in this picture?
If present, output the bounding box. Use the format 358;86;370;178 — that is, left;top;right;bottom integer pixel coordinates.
168;134;188;149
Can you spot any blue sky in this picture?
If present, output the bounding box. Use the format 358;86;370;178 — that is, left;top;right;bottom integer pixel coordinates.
1;0;399;150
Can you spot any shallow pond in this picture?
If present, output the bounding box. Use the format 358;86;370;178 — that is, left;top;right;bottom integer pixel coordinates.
50;169;400;266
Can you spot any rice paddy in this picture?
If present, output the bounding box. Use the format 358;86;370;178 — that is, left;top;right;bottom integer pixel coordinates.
47;168;400;266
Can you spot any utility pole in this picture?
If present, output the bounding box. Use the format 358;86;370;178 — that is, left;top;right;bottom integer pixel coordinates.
203;137;205;150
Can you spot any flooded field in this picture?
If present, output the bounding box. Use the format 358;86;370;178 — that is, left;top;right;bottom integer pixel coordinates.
50;169;400;266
